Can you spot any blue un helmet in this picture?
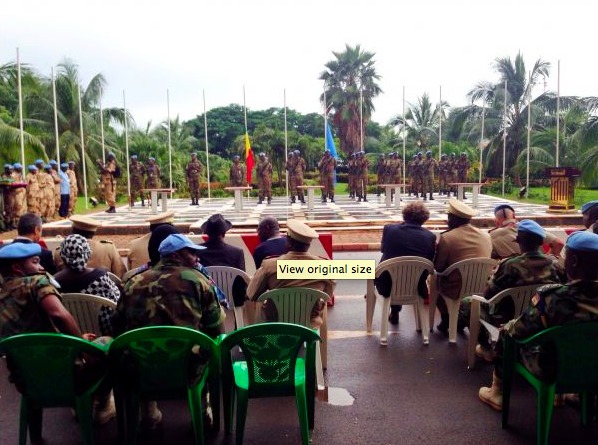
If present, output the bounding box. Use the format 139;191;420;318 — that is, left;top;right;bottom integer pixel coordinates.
13;163;22;170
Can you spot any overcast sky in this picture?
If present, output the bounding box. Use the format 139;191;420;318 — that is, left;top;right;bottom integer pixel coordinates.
2;0;596;131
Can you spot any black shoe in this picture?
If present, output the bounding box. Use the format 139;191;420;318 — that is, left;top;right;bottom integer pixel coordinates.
258;199;263;204
141;201;145;207
267;198;271;204
106;207;116;214
437;317;449;334
389;312;399;325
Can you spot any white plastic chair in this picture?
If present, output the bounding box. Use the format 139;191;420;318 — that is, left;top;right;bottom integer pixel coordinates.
61;292;117;334
366;256;435;345
429;257;498;343
204;265;251;329
106;271;122;287
467;284;540;369
256;287;330;389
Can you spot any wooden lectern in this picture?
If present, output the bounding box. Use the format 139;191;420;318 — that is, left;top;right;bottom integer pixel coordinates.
546;167;581;213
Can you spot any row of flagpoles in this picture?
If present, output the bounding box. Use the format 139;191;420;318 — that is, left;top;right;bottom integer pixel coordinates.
11;47;562;205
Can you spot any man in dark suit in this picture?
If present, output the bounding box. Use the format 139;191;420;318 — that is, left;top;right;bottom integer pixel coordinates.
6;212;57;274
376;201;436;324
253;216;287;269
198;213;245;271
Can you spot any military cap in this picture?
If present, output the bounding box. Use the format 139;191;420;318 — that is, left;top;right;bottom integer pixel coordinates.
13;163;22;169
379;153;385;158
131;155;138;160
494;204;515;214
450;153;456;157
201;213;232;236
69;215;101;232
259;152;266;157
28;165;37;172
107;152;116;158
566;231;598;252
68;160;75;165
412;155;417;159
149;157;155;161
441;154;447;158
0;242;41;259
426;151;432;156
158;233;206;256
60;163;69;168
461;152;467;156
286;219;319;244
190;152;197;156
4;164;12;169
146;211;175;225
581;200;598;214
446;198;477;219
44;164;52;170
517;219;545;239
49;160;58;166
417;151;422;156
233;155;240;160
35;159;44;164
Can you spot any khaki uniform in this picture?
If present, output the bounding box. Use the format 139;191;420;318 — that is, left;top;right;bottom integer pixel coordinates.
422;157;438;199
435;224;492;300
256;158;272;202
229;162;244;187
54;237;127;279
13;171;26;224
356;156;369;200
294;156;306;201
26;172;41;215
347;156;357;198
456;157;471;183
66;168;77;215
145;163;161;189
490;223;561;260
285;156;299;201
186;159;203;201
100;159;117;206
127;233;151;270
129;161;146;205
318;153;336;201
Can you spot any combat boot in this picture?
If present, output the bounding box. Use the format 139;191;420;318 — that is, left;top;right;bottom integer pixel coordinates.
329;193;335;203
479;373;502;411
267;197;272;205
106;206;116;214
429;192;434;200
300;196;306;204
258;198;263;204
357;195;362;202
363;194;368;202
141;200;146;207
321;195;327;203
290;196;296;204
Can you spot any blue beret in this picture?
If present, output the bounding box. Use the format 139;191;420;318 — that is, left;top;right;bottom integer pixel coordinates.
158;234;206;256
35;159;44;165
44;164;52;170
149;157;155;161
61;163;69;168
49;160;58;165
28;165;37;171
108;152;115;158
581;200;598;214
0;242;42;259
131;155;138;159
495;204;515;214
426;151;432;155
566;231;598;252
4;164;12;169
13;163;22;169
68;160;75;164
517;219;545;239
191;152;197;156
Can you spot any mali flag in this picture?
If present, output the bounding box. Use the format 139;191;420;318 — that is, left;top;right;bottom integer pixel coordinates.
245;132;254;184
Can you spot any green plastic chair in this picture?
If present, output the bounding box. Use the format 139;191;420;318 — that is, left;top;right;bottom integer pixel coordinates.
502;323;598;445
0;333;108;445
220;322;321;445
108;326;220;445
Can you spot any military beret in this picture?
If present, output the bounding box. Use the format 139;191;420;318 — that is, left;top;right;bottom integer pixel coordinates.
446;198;477;219
158;234;205;256
0;242;41;259
286;219;319;244
44;164;52;170
13;163;22;169
517;219;545;239
191;152;197;156
49;160;58;165
4;164;12;169
426;151;432;155
566;231;598;252
68;160;75;165
146;211;175;225
108;152;116;158
149;157;155;161
61;163;69;168
581;200;598;214
28;165;37;172
35;159;44;165
494;204;515;214
70;215;101;232
131;155;138;160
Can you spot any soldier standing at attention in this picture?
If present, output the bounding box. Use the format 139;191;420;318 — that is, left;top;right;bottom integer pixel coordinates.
438;154;449;195
356;151;369;202
422;151;438;201
186;152;203;205
376;154;385;197
229;155;244;187
96;152;117;213
413;152;424;199
285;151;298;204
67;161;78;216
42;164;56;221
49;160;61;218
256;152;273;205
129;155;146;207
26;165;41;215
145;156;161;189
318;149;336;203
407;155;417;197
447;153;458;197
456;152;471;199
13;163;27;225
294;150;307;204
347;153;357;199
2;164;15;230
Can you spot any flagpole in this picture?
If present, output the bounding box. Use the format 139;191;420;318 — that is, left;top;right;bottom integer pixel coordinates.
526;73;532;199
17;48;25;168
402;86;406;182
284;88;289;218
123;91;131;208
479;99;485;184
52;66;60;165
77;84;88;209
167;89;172;190
359;87;364;151
203;89;211;200
502;80;507;196
243;86;250;197
99;85;105;163
438;85;442;159
556;60;560;167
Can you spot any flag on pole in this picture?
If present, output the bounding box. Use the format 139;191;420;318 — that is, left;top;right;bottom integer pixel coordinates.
325;122;338;185
245;132;254;183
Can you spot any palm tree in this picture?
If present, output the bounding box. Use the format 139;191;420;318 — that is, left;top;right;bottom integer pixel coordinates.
319;44;382;156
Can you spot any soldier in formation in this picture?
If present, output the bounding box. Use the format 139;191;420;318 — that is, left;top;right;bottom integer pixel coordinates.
293;150;307;204
129;155;146;206
229;155;244;187
97;152;118;213
438;154;449;195
318;149;336;203
26;165;40;215
376;154;385;196
13;163;27;225
2;164;15;230
355;151;369;202
421;150;438;201
67;161;77;216
256;152;272;204
456;152;471;199
186;152;203;205
347;153;357;199
145;157;161;189
447;153;458;197
50;160;61;217
407;155;417;197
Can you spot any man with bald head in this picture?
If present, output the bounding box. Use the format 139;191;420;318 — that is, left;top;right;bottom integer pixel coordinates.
253;216;287;269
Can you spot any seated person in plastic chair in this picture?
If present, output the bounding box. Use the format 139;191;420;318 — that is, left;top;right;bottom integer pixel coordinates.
471;220;567;362
0;242;116;440
246;219;335;329
253;216;287;269
111;234;226;432
478;231;598;412
375;201;436;325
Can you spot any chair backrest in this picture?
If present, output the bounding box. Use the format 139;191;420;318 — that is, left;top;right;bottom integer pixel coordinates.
0;333;107;406
109;326;219;395
205;266;251;309
514;323;598;392
439;257;497;300
61;293;117;335
487;284;541;317
107;271;122;287
220;322;321;397
256;287;330;327
376;256;435;305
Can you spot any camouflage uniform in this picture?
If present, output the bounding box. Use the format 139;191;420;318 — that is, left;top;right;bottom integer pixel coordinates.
355;152;369;202
407;155;417;197
293;151;306;203
111;257;225;336
347;154;357;199
2;168;14;229
186;155;203;204
26;168;41;215
256;154;273;204
229;159;244;187
98;157;117;208
421;153;438;201
13;167;27;224
285;153;299;203
42;167;57;221
0;273;61;339
447;154;458;197
67;164;77;216
456;153;471;199
317;151;336;202
145;160;161;189
376;155;385;196
438;155;449;195
129;158;146;206
413;153;424;198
